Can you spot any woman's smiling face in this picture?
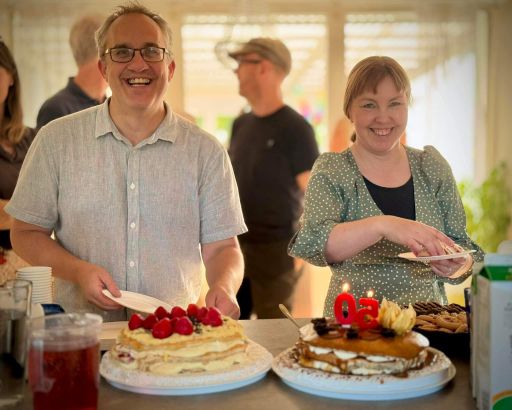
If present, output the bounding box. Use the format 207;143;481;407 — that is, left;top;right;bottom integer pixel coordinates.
349;76;408;154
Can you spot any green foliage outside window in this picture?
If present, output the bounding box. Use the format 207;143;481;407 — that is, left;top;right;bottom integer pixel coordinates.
458;162;511;252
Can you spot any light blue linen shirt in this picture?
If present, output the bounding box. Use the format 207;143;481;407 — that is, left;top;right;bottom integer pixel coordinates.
6;100;247;321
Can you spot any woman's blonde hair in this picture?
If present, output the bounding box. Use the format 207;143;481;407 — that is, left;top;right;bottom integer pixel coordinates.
0;39;25;144
343;56;411;123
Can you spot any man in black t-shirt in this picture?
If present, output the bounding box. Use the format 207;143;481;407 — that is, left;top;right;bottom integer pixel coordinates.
228;38;319;319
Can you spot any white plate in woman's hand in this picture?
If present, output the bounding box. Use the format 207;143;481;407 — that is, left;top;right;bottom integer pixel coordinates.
398;249;476;263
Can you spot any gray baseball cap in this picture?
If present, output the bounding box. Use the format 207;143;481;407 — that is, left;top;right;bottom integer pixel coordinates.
228;37;292;75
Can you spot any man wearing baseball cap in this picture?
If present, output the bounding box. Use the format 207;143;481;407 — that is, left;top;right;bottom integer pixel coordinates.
228;37;319;319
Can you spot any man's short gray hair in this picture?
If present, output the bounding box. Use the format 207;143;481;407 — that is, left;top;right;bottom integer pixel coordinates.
95;2;173;60
69;14;104;66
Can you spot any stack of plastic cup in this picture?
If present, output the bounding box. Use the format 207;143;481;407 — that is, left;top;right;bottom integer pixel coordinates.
16;266;53;304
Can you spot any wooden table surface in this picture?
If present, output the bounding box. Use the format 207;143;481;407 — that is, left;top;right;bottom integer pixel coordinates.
17;318;477;410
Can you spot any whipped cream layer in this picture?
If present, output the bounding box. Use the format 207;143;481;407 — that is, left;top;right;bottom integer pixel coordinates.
297;322;429;376
299;349;428;376
110;316;249;375
308;344;399;362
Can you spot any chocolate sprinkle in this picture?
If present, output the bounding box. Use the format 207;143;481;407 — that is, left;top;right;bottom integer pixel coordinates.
381;328;396;338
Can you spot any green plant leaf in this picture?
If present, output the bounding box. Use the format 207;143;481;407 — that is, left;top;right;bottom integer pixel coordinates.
457;162;511;252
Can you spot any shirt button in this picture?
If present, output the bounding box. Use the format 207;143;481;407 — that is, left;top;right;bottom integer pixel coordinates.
130;222;136;229
130;183;135;190
129;261;135;268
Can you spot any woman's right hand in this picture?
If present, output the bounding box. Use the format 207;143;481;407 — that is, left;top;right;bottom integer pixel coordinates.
377;215;455;256
326;215;456;264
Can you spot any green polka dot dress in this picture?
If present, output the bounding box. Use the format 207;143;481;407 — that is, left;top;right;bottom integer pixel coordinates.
288;145;484;317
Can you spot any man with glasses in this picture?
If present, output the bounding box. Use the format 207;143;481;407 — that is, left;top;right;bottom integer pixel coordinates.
228;38;319;318
36;14;108;129
6;4;247;321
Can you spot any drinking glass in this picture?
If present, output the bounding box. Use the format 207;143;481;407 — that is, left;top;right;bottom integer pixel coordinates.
0;279;32;408
28;313;103;410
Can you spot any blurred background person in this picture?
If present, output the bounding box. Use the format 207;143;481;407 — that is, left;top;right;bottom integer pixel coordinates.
329;115;354;152
36;14;107;129
0;38;34;284
228;38;319;319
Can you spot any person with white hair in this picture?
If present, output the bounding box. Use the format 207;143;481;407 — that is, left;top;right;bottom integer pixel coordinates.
36;14;108;129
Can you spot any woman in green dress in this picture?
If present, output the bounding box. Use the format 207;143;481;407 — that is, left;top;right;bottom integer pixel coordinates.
289;56;483;317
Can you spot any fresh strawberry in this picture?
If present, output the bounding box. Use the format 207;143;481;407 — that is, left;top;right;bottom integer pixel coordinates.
209;315;223;326
197;307;208;321
170;306;187;319
187;303;199;318
142;313;158;330
207;306;221;317
152;317;173;339
128;313;144;330
174;316;194;335
154;306;168;320
206;307;222;326
200;307;221;326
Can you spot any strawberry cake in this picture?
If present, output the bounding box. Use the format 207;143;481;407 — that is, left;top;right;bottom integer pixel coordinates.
107;304;249;375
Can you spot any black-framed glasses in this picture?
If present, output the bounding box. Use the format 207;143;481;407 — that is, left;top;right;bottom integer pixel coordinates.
104;46;170;63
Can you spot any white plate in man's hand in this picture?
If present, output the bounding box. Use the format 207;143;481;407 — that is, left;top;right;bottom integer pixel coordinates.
102;289;173;314
398;249;476;263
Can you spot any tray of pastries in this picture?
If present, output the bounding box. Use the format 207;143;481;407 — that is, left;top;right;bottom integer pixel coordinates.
410;302;469;357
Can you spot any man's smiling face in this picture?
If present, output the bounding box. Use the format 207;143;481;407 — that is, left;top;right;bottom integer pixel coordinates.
99;13;175;114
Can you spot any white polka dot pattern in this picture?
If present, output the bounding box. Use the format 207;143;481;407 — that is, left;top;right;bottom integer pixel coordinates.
288;145;484;317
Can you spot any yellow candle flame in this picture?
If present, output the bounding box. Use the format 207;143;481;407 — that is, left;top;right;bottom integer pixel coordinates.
367;290;374;298
342;283;350;293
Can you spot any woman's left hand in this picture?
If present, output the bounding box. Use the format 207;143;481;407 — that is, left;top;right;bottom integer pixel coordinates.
429;255;470;278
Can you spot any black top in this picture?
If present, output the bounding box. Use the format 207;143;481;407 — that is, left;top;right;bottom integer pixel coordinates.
36;77;102;130
229;105;319;242
0;127;37;249
363;175;416;220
